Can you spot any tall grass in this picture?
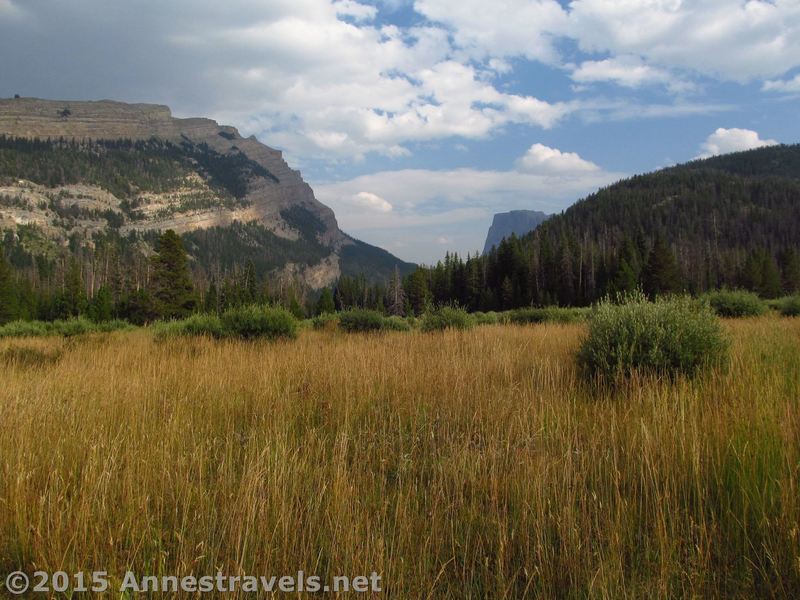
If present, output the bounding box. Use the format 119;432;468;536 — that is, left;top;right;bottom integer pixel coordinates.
0;320;798;597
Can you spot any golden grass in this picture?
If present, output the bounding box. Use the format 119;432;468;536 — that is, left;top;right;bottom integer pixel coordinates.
0;318;799;598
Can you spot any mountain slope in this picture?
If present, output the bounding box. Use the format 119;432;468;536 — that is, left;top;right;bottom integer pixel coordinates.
483;210;549;254
0;97;413;286
410;144;800;310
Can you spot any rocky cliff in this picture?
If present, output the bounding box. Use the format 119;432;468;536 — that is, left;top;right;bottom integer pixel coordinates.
483;210;549;254
0;97;413;286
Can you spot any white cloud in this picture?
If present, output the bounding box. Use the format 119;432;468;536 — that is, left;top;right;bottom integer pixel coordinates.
166;10;571;160
763;74;800;94
571;55;695;94
314;144;623;262
414;0;568;63
418;0;800;90
567;0;800;84
516;143;599;174
353;191;393;212
333;0;377;22
697;128;779;158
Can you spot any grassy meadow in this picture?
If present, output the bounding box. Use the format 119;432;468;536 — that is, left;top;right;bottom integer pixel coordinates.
0;317;799;597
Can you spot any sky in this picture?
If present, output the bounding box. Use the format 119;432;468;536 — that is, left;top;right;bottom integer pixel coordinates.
1;0;799;264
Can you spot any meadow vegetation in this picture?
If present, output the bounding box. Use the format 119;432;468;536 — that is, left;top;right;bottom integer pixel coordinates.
702;289;768;318
578;293;729;381
0;315;798;597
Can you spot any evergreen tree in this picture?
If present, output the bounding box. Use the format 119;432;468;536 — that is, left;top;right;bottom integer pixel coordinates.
759;252;783;299
780;248;800;294
642;237;682;297
406;268;431;315
0;249;19;324
63;257;87;317
315;288;335;315
151;230;196;319
89;285;113;322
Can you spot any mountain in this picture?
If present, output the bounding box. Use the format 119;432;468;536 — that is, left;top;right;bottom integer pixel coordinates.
409;144;800;310
0;97;414;288
483;210;549;254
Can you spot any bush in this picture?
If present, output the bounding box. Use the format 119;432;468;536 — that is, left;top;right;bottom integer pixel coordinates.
0;320;50;338
578;292;728;381
383;315;412;331
470;311;498;326
0;318;133;338
93;319;135;333
152;314;224;340
220;305;297;340
777;296;800;317
51;317;97;337
508;307;590;325
421;306;472;332
311;312;340;331
338;309;385;333
702;289;767;318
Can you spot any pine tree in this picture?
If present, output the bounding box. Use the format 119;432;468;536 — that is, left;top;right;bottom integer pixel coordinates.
642;237;682;297
89;285;113;322
780;248;800;294
759;252;782;299
63;257;87;317
0;249;19;324
150;230;196;319
315;288;335;315
406;268;431;315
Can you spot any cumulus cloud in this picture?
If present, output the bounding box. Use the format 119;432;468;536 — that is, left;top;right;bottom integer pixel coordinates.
516;143;599;175
567;0;800;84
697;128;779;158
414;0;568;63
2;0;794;165
352;191;393;212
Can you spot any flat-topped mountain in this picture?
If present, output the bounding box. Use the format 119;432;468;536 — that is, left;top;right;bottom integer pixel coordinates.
0;97;413;288
483;210;549;254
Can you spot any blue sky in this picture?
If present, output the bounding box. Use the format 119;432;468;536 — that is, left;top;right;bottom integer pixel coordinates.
1;0;799;263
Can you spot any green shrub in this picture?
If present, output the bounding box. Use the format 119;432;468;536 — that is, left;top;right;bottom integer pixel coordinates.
311;312;340;331
0;320;50;338
50;317;97;337
578;292;728;381
338;309;385;333
508;307;590;325
93;319;135;333
383;315;412;331
777;296;800;317
702;289;767;317
470;311;498;326
421;306;472;332
220;305;297;340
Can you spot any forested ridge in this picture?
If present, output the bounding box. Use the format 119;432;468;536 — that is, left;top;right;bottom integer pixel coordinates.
400;144;800;311
2;143;799;324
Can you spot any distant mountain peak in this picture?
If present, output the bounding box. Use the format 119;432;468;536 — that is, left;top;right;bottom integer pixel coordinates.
483;210;549;254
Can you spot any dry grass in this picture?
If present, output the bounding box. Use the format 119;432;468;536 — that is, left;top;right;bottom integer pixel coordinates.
0;318;799;598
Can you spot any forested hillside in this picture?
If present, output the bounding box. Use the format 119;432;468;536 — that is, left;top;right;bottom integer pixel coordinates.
402;145;800;311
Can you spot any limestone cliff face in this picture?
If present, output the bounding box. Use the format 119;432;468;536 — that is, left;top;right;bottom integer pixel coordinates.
0;97;364;287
